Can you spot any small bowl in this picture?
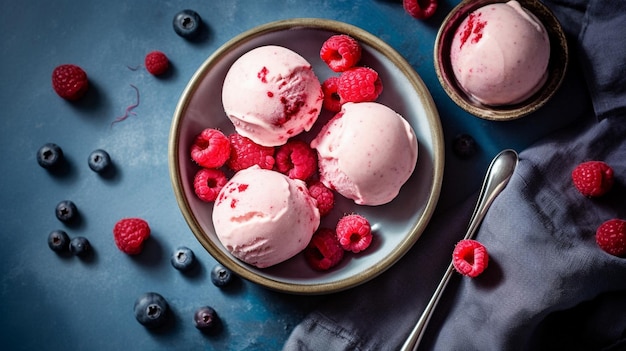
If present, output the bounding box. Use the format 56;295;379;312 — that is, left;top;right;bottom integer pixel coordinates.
434;0;568;121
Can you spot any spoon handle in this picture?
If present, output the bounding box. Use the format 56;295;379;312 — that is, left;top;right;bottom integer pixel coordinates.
400;149;518;351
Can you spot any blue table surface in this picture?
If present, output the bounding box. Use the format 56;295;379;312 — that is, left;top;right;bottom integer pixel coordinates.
0;1;580;350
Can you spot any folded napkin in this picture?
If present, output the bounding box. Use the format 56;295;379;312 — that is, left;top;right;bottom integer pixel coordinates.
283;1;626;350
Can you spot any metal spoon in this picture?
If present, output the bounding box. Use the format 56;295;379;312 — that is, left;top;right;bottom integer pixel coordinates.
400;149;519;351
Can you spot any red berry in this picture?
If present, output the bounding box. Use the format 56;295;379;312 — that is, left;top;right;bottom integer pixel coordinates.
596;219;626;257
145;51;170;75
190;128;231;169
452;239;489;278
403;0;438;20
275;140;317;181
320;34;362;72
227;133;275;172
304;228;344;270
336;214;372;253
51;64;89;100
337;67;383;103
572;161;614;197
321;76;344;112
194;168;228;202
113;218;151;255
308;181;334;217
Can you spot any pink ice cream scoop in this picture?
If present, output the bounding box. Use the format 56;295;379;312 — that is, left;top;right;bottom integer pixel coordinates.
212;166;320;268
450;0;550;106
311;102;418;206
222;45;324;147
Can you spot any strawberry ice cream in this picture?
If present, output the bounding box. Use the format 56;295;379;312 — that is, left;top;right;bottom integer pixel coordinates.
222;45;324;147
450;0;550;106
311;102;418;206
212;166;320;268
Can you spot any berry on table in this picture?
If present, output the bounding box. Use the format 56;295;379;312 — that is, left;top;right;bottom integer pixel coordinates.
320;34;362;72
88;149;112;173
275;140;317;181
55;200;78;223
572;161;614;197
190;128;231;169
452;134;477;159
144;51;169;76
403;0;438;20
69;236;91;257
337;67;383;103
113;218;151;255
304;228;344;271
452;239;489;277
193;306;221;332
52;64;89;100
37;143;64;169
307;181;334;217
170;246;196;271
226;133;275;172
336;214;373;253
595;219;626;257
321;76;344;112
173;9;202;39
48;230;70;253
193;168;228;202
210;263;233;287
134;292;169;329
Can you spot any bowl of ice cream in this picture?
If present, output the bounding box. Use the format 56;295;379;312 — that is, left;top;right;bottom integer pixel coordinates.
434;0;568;120
169;18;444;294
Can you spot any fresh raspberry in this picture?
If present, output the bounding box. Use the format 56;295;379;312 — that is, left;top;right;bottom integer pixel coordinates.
304;228;344;271
51;64;89;100
275;140;317;181
320;34;362;72
227;133;275;171
571;161;614;197
194;168;228;202
595;219;626;257
321;76;344;112
337;67;383;103
190;128;231;169
145;51;170;75
308;181;334;217
452;239;489;278
113;218;151;255
336;214;373;253
403;0;438;20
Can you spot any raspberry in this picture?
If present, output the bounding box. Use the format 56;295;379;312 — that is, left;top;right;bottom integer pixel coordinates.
145;51;170;75
227;133;275;171
194;168;228;202
320;34;362;72
304;228;344;270
403;0;438;20
190;128;231;169
452;239;489;278
113;218;151;255
275;140;317;181
337;67;383;103
571;161;614;197
308;181;334;217
336;214;373;253
595;219;626;257
321;76;344;112
51;64;89;100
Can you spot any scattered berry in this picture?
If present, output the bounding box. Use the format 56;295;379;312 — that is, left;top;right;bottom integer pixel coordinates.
145;51;169;75
595;219;626;257
51;64;89;100
193;168;228;202
337;67;383;103
572;161;614;197
452;134;478;159
320;34;362;72
210;263;233;287
275;140;317;181
452;239;489;278
48;230;70;253
37;143;64;169
69;236;91;257
321;76;344;112
227;133;275;171
190;128;231;169
336;214;373;253
304;228;344;270
403;0;438;20
88;149;112;173
134;292;169;329
171;246;196;271
193;306;220;332
55;200;78;223
173;9;202;39
113;218;151;255
307;181;334;217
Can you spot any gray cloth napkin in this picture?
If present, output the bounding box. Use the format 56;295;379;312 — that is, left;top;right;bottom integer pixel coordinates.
283;1;626;350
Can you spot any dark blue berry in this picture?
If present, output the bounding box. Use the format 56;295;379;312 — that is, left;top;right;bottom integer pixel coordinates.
452;134;478;159
134;292;169;329
193;306;220;331
173;9;202;39
48;230;70;252
37;143;64;169
170;246;195;271
88;149;111;173
55;200;78;223
69;236;91;257
210;263;233;287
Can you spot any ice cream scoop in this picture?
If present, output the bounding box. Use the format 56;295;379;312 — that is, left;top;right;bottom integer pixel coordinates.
212;166;320;268
311;102;418;206
222;45;324;147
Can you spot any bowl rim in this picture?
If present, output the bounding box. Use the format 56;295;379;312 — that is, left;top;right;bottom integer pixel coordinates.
168;18;444;294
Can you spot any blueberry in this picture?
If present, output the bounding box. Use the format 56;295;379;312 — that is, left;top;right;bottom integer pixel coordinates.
210;263;233;287
193;306;220;331
170;246;195;271
452;134;478;159
69;236;91;257
37;143;64;169
88;149;111;173
55;200;78;223
134;292;169;329
48;230;70;252
173;9;202;39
